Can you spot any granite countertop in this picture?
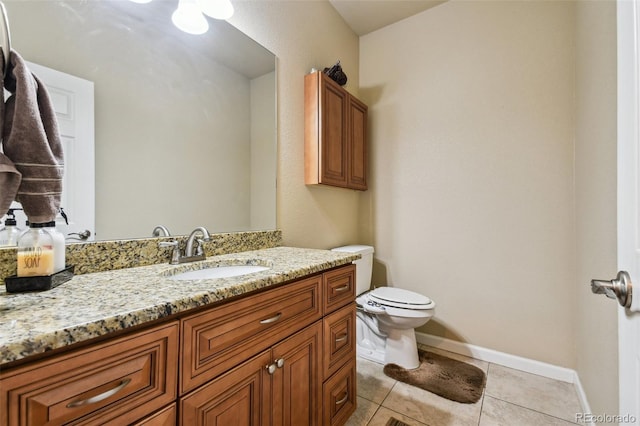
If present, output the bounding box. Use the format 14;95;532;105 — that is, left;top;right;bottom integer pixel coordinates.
0;246;359;366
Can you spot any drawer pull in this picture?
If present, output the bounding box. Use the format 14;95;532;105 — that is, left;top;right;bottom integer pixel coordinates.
260;312;282;324
335;391;349;406
335;333;348;343
334;284;350;293
66;378;132;408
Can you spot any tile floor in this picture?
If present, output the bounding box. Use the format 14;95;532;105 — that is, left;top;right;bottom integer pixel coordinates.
345;345;585;426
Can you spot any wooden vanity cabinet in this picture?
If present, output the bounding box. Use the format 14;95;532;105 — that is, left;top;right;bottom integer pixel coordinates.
180;263;357;426
305;71;368;191
0;263;357;426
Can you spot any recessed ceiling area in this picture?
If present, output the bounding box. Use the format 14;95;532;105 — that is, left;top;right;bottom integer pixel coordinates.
329;0;446;36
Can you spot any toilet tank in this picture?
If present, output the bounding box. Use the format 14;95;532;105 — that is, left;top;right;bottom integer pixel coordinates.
331;245;374;295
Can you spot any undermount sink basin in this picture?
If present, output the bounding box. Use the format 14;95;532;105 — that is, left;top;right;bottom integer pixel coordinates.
167;264;271;281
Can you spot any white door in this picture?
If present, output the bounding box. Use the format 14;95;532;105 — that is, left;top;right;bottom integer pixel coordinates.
5;62;95;242
617;0;640;422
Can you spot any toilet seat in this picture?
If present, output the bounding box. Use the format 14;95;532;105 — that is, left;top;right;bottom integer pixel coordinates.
368;287;435;310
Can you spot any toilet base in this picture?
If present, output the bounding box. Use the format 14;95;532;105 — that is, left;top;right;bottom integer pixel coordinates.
356;345;386;364
382;326;420;369
356;310;421;370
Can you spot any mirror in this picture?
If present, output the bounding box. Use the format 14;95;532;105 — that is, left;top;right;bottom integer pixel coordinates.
2;0;276;241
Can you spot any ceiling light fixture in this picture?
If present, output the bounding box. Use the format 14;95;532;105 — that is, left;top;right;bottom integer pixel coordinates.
197;0;234;20
171;0;209;35
129;0;235;35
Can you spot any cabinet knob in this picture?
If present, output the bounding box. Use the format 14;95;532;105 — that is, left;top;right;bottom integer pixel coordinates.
276;358;285;368
266;363;277;375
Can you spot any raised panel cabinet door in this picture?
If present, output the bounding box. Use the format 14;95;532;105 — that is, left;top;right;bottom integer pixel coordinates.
320;78;349;187
271;321;322;426
180;350;272;426
347;96;367;190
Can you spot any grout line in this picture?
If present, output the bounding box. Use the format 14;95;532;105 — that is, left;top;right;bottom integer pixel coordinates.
482;394;582;425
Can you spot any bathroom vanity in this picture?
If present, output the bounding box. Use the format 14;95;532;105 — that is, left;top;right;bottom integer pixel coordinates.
0;246;358;426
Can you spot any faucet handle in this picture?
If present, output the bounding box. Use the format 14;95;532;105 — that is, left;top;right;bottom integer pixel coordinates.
158;240;181;264
195;238;206;256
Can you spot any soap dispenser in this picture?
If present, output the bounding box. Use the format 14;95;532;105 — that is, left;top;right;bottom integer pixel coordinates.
17;223;55;277
0;209;22;247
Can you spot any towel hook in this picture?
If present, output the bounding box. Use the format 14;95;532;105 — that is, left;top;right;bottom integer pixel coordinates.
0;1;11;78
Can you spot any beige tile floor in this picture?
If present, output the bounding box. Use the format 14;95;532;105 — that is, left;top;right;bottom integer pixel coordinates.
346;345;584;426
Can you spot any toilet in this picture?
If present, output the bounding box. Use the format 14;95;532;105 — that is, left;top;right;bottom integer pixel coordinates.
332;245;436;369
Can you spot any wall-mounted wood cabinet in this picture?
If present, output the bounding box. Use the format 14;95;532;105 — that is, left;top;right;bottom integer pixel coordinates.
305;71;368;191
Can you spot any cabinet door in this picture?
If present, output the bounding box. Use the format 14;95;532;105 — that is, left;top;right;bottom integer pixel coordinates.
271;321;322;426
348;96;367;190
180;350;272;426
320;78;349;187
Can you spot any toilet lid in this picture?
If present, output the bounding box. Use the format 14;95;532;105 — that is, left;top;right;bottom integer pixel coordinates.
369;287;434;310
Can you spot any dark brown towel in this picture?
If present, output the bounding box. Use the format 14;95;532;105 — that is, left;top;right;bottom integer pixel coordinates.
2;50;63;223
0;52;22;216
0;153;21;214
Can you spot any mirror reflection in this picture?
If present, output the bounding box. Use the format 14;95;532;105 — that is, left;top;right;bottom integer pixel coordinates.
3;0;277;241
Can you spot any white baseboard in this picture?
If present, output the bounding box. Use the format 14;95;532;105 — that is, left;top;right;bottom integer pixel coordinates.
416;331;593;419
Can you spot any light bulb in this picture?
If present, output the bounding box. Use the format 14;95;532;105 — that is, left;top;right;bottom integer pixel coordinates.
172;0;209;35
197;0;234;20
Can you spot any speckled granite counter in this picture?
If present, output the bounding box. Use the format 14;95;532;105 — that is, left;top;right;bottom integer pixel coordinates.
0;247;359;366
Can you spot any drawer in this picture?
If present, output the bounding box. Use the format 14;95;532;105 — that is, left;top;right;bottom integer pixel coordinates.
180;275;322;394
323;265;356;314
322;358;356;426
132;403;176;426
323;303;356;380
0;322;178;426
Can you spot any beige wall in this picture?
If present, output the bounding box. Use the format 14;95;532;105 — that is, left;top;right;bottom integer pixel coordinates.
574;0;618;415
251;71;277;230
360;0;577;367
229;1;362;249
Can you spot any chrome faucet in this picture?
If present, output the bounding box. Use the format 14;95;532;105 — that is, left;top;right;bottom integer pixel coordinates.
185;226;211;258
158;226;211;265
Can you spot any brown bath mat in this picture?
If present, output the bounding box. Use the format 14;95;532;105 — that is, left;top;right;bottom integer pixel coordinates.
383;349;486;403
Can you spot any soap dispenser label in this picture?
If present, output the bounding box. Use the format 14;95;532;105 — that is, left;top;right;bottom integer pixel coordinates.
17;246;54;276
